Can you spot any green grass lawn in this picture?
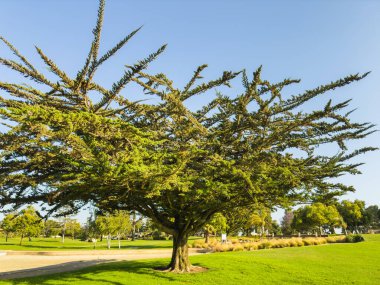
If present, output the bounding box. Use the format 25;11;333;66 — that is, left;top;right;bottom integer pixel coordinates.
1;234;379;284
0;237;179;251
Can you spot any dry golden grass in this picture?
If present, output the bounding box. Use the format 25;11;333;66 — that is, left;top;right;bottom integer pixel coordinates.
192;236;351;252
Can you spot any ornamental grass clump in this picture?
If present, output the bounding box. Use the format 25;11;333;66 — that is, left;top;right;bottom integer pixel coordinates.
326;236;346;243
192;236;352;252
288;238;304;247
243;242;258;251
270;239;290;248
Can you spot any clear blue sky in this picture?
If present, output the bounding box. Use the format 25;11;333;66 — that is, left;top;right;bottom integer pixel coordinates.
1;0;379;223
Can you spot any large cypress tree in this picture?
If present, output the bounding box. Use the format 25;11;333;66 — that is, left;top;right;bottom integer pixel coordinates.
0;0;376;272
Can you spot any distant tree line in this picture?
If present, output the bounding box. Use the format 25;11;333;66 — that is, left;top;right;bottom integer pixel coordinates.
1;200;378;246
281;200;380;236
0;206;170;247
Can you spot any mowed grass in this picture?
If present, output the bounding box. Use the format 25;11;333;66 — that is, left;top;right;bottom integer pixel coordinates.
1;234;379;285
0;237;179;251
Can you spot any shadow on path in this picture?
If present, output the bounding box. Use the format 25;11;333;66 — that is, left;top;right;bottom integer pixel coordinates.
0;259;116;280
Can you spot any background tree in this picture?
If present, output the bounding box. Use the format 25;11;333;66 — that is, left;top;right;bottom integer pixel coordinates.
95;213;118;249
292;203;342;235
246;207;272;237
43;219;61;238
13;206;43;245
0;0;376;272
337;200;366;234
0;212;16;242
224;207;252;236
203;213;227;243
269;220;282;236
130;211;144;241
364;205;380;230
281;210;294;236
323;204;343;234
113;210;132;248
65;219;81;240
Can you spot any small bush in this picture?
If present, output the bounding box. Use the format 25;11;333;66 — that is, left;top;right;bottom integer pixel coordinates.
345;234;364;243
152;231;167;240
233;244;244;251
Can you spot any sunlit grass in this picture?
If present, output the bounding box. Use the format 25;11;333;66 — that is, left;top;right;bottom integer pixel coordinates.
0;237;184;251
0;234;379;284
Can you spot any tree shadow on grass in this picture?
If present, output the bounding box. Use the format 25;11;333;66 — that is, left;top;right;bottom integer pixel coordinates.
2;259;210;285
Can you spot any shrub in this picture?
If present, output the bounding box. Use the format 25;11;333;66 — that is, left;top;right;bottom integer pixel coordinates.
345;234;364;243
152;231;168;240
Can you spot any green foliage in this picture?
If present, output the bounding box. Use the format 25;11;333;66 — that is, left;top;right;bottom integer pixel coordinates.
0;212;17;240
65;219;82;239
203;213;227;236
43;219;61;237
345;234;365;243
281;210;294;235
1;235;379;285
364;205;379;229
337;200;366;233
95;210;132;248
12;206;43;245
292;203;342;235
152;231;169;240
0;0;376;271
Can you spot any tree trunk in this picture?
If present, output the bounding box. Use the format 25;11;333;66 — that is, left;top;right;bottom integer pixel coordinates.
5;233;8;242
107;233;111;249
167;231;191;272
118;235;121;249
204;231;209;243
19;234;24;246
132;211;136;241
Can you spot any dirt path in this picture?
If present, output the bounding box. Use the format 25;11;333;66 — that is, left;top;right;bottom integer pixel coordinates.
0;248;207;280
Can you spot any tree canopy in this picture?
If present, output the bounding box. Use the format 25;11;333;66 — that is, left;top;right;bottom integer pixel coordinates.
0;0;376;272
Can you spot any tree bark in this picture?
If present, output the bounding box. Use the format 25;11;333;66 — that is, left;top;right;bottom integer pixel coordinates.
5;233;8;242
19;234;24;246
167;231;191;272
